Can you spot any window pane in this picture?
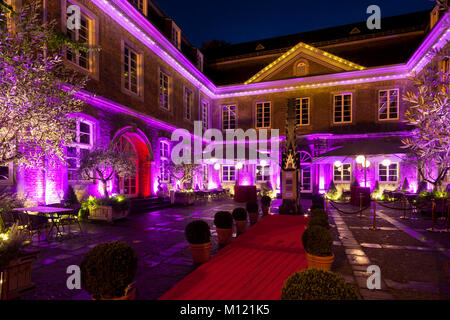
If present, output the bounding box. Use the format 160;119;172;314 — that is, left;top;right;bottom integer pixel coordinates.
0;166;9;180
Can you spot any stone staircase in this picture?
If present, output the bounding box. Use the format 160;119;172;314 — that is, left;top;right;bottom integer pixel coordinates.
129;196;172;214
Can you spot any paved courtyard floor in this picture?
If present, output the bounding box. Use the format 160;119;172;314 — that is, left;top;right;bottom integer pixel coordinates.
20;198;450;300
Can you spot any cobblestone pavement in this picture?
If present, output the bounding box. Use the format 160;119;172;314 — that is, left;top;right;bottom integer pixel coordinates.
327;201;450;300
19;198;450;300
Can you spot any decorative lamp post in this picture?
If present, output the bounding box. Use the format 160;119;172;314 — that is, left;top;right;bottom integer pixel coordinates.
356;155;370;188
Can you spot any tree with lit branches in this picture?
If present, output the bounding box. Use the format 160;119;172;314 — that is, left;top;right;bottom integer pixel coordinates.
0;2;87;168
402;43;450;191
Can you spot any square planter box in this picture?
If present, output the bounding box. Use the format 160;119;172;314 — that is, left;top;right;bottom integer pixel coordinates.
89;206;129;222
1;250;39;300
174;192;195;205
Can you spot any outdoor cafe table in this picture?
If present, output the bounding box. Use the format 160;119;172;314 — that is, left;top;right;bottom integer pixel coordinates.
13;206;75;239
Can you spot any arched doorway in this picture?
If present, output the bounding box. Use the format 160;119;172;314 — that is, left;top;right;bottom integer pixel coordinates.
112;128;152;198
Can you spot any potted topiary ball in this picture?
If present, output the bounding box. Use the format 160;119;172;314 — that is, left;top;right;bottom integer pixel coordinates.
302;225;334;270
281;269;359;300
246;201;259;225
232;207;248;234
308;209;330;229
81;241;138;300
185;220;211;264
310;194;325;211
261;195;272;216
214;211;233;245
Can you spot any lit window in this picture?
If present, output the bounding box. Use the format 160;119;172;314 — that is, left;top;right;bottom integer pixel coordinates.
256;165;270;182
66;1;93;71
333;93;352;123
201;100;209;130
378;89;399;120
222;165;235;182
333;163;351;182
256;102;271;128
295;98;310;126
0;164;13;185
68;118;93;181
222;105;236;130
379;163;398;182
123;45;141;95
171;23;181;49
159;71;170;110
184;87;193;121
160;141;170;182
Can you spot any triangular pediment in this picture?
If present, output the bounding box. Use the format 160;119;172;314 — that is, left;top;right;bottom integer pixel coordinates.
245;42;365;84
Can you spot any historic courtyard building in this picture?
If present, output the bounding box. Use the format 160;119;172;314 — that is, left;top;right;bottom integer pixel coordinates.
1;0;449;204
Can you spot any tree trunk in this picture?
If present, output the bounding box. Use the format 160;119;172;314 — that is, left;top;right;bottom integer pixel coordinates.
102;180;109;198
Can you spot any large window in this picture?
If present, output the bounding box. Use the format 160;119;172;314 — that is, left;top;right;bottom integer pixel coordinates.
378;89;399;120
333;93;352;123
201;100;209;130
160;141;170;182
184;87;193;121
379;163;398;183
256;165;270;182
159;71;170;110
0;164;12;185
222;105;237;130
256;102;271;128
222;165;235;182
67;119;93;181
123;45;141;95
333;163;351;182
66;1;93;71
295;98;310;126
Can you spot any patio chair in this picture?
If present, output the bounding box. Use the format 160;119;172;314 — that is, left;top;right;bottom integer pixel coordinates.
14;211;49;243
59;204;82;234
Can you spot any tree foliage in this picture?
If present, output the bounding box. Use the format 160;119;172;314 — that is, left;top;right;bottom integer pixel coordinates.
0;2;87;167
167;162;201;191
402;43;450;189
78;148;136;198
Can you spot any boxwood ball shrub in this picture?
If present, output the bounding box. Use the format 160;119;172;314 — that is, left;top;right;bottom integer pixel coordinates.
302;225;333;257
310;194;325;211
309;209;329;228
246;201;259;213
261;195;272;207
214;211;233;229
281;269;359;300
81;241;138;299
232;207;248;221
185;220;211;244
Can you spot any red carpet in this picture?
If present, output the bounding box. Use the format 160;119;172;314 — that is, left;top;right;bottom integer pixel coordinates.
159;215;309;300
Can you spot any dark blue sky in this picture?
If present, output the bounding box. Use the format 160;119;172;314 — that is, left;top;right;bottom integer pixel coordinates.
152;0;436;47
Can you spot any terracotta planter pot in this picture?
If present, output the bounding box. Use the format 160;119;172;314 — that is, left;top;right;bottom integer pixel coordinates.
92;282;136;300
248;211;259;224
189;242;211;264
261;205;270;216
216;228;233;245
306;253;335;270
1;250;38;300
235;220;247;234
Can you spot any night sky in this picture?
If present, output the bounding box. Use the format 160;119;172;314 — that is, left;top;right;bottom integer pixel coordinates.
152;0;436;47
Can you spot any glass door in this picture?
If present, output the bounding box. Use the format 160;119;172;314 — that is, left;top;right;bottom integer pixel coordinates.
115;136;138;197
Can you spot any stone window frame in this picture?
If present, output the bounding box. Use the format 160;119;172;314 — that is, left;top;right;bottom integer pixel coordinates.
61;0;99;80
120;39;144;100
295;97;311;127
183;85;194;122
378;88;400;121
67;115;96;183
222;104;238;130
255;101;272;129
333;163;352;183
0;163;14;186
158;67;172;112
332;92;353;124
159;139;170;183
200;98;210;130
378;162;399;183
222;165;236;183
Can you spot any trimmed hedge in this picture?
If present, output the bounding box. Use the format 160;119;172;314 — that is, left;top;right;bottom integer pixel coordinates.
214;211;233;229
302;225;333;257
185;220;211;244
281;269;359;300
